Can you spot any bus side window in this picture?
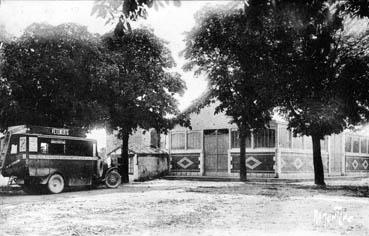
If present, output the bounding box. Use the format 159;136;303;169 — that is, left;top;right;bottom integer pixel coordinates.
9;136;18;154
40;142;49;154
66;140;93;156
29;137;38;152
19;137;27;152
10;144;18;154
93;143;97;157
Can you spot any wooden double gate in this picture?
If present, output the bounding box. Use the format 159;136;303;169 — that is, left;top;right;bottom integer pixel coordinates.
204;129;229;176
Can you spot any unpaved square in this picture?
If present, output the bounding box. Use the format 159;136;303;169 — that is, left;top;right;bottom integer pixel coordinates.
1;179;369;236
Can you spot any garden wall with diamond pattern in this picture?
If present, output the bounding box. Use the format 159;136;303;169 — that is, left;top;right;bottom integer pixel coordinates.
170;154;201;176
344;133;369;174
230;152;275;173
280;151;329;173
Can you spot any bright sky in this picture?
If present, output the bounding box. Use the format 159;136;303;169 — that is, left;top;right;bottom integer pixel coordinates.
0;0;226;111
0;0;232;147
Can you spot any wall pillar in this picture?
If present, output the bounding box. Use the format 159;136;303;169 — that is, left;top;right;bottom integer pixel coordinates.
341;133;346;176
199;151;204;176
228;150;232;175
133;154;139;181
274;148;281;178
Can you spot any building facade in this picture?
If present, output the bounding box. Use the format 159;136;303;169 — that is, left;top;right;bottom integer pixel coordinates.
168;102;369;178
106;128;169;181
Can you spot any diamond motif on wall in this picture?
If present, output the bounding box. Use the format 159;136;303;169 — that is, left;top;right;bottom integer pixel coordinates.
294;158;304;170
362;160;368;170
246;156;262;170
352;160;359;170
280;159;286;169
177;157;194;169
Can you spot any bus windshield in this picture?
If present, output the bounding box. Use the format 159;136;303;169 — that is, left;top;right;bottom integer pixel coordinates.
0;134;7;168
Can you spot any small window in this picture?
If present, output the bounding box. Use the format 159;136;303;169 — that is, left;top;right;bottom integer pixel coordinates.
40;142;49;154
304;136;312;150
39;138;65;155
361;138;367;153
292;136;304;149
9;136;18;154
50;144;65;155
320;137;328;152
353;137;360;153
204;129;216;135
65;140;93;156
187;132;201;149
10;144;18;154
29;137;38;152
231;130;251;148
171;132;185;150
278;127;291;148
217;129;229;135
0;137;4;153
19;137;27;152
93;143;97;157
345;136;352;152
254;129;276;148
160;134;167;149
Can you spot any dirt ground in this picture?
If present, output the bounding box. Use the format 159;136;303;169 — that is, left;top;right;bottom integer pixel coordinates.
1;179;369;236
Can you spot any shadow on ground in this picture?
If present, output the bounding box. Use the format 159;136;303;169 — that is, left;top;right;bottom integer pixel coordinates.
1;180;368;199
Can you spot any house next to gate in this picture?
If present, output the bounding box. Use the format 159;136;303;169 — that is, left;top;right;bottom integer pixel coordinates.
167;101;369;178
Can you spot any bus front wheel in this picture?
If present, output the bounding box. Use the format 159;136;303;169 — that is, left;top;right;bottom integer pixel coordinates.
47;173;65;194
105;171;121;188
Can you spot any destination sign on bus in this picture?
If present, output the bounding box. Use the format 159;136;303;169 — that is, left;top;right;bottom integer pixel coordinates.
51;128;69;136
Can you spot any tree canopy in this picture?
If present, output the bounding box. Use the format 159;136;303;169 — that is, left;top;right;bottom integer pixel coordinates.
184;1;369;184
98;28;185;181
266;0;369;185
0;23;107;131
92;0;181;25
183;5;280;180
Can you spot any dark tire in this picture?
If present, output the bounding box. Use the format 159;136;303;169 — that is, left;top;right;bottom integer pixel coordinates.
47;173;65;194
105;171;122;188
21;184;44;195
88;180;100;190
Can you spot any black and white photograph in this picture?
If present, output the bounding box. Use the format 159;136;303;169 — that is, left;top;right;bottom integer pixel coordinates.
0;0;369;235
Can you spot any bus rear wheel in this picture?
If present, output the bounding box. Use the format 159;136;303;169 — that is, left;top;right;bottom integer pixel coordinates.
105;171;121;188
47;173;65;194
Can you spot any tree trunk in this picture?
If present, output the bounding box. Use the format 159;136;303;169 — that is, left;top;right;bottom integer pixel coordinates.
239;130;247;181
120;130;130;183
312;134;325;187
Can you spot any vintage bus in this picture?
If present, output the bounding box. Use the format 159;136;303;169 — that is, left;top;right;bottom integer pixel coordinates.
0;125;121;194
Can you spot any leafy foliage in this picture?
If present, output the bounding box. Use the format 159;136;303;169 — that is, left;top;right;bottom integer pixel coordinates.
341;0;369;18
100;28;185;134
250;0;369;185
99;28;185;181
184;6;280;180
184;0;369;184
184;7;278;130
0;23;107;132
91;0;181;24
261;1;369;138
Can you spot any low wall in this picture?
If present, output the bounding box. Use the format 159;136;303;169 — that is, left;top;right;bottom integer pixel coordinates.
230;152;275;173
345;154;369;176
134;154;169;181
279;149;328;178
167;148;369;179
170;153;201;172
